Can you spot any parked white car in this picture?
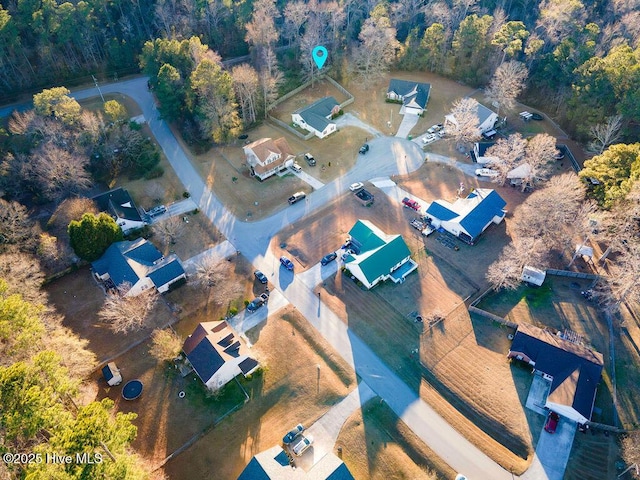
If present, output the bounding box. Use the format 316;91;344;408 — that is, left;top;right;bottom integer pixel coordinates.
422;134;437;144
291;163;302;173
349;182;364;192
292;435;314;456
475;168;499;178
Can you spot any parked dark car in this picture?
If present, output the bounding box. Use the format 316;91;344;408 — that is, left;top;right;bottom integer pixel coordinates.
247;293;269;312
359;143;369;154
321;252;337;266
282;424;305;445
254;270;268;284
530;113;544;121
544;411;559;433
280;256;294;271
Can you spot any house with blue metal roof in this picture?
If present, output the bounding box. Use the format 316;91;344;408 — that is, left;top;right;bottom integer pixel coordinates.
92;238;186;296
386;79;431;115
343;220;416;289
424;188;506;245
238;445;354;480
183;320;259;391
292;97;340;139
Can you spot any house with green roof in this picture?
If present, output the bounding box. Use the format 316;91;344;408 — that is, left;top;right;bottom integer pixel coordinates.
343;220;417;289
292;96;340;139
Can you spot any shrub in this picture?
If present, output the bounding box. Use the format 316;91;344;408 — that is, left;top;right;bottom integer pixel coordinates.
144;166;164;179
229;306;238;316
182;191;191;198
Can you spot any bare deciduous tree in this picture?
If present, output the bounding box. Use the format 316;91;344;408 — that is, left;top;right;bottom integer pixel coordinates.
620;431;640;477
486;236;548;290
245;0;279;57
0;199;34;247
283;1;308;45
99;283;158;333
485;60;528;113
47;197;98;235
0;252;47;304
149;328;183;363
145;182;166;204
485;133;527;184
258;47;283;115
448;97;482;146
522;133;559;187
152;216;186;246
351;14;400;85
231;64;259;125
193;257;225;287
587;114;624;155
28;143;92;201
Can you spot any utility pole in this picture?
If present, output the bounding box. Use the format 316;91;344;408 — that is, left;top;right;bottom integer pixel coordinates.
92;75;105;104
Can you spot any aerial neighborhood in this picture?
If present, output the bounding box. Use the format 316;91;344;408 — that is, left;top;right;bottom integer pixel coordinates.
1;1;639;480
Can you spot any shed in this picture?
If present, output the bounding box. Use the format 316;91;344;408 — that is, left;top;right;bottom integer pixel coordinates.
521;266;546;286
102;362;122;386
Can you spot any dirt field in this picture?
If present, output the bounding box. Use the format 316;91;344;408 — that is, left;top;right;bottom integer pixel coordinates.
159;306;355;479
45;267;176;363
564;429;618;480
336;399;455;480
614;302;640;428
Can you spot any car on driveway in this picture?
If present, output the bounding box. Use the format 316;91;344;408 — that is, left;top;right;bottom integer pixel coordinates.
321;252;337;265
422;133;437;144
291;162;302;173
292;435;314;456
530;112;544;121
359;143;369;154
304;153;316;166
544;411;560;433
280;256;294;271
282;424;304;445
247;293;268;312
254;270;268;284
427;124;443;134
475;168;499;178
349;182;364;192
402;197;421;211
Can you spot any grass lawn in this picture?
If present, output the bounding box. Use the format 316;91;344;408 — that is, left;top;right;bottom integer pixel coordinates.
152;211;223;260
160;306;355;479
336;399;456;480
611;301;640;429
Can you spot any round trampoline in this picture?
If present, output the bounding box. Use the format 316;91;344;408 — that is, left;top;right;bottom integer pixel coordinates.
122;380;144;400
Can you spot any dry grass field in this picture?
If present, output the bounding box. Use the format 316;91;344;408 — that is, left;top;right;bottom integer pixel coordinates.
151;211;223;260
337;400;456;480
615;302;640;429
45;266;176;362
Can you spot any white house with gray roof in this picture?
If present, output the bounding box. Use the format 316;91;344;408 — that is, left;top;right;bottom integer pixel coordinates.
445;102;499;136
292;96;340;139
93;187;146;234
387;79;431;115
92;238;186;296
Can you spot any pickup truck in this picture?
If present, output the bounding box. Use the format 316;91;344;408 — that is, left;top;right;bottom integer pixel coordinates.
247;293;269;313
354;188;374;206
288;192;306;205
304;153;316;166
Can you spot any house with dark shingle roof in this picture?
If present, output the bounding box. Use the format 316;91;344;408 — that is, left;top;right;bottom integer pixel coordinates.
243;137;296;181
508;323;604;424
424;188;506;245
93;187;146;233
386;79;431;115
238;445;354;480
91;238;186;296
183;321;259;391
292;97;340;139
343;220;416;289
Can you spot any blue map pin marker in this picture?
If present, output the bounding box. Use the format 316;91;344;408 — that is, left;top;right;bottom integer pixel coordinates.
312;46;328;69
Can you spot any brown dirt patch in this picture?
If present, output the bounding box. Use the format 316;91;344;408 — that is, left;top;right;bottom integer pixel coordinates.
45;267;176;363
159;306;355;479
336;399;455;480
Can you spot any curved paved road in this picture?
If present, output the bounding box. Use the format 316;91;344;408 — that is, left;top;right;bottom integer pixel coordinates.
1;78;517;480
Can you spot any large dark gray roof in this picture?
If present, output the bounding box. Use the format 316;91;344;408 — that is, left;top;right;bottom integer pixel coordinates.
509;323;604;420
93;187;143;222
387;79;431;110
91;239;184;288
294;96;339;133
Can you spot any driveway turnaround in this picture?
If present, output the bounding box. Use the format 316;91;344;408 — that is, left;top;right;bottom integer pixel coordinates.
521;421;577;480
12;77;526;479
